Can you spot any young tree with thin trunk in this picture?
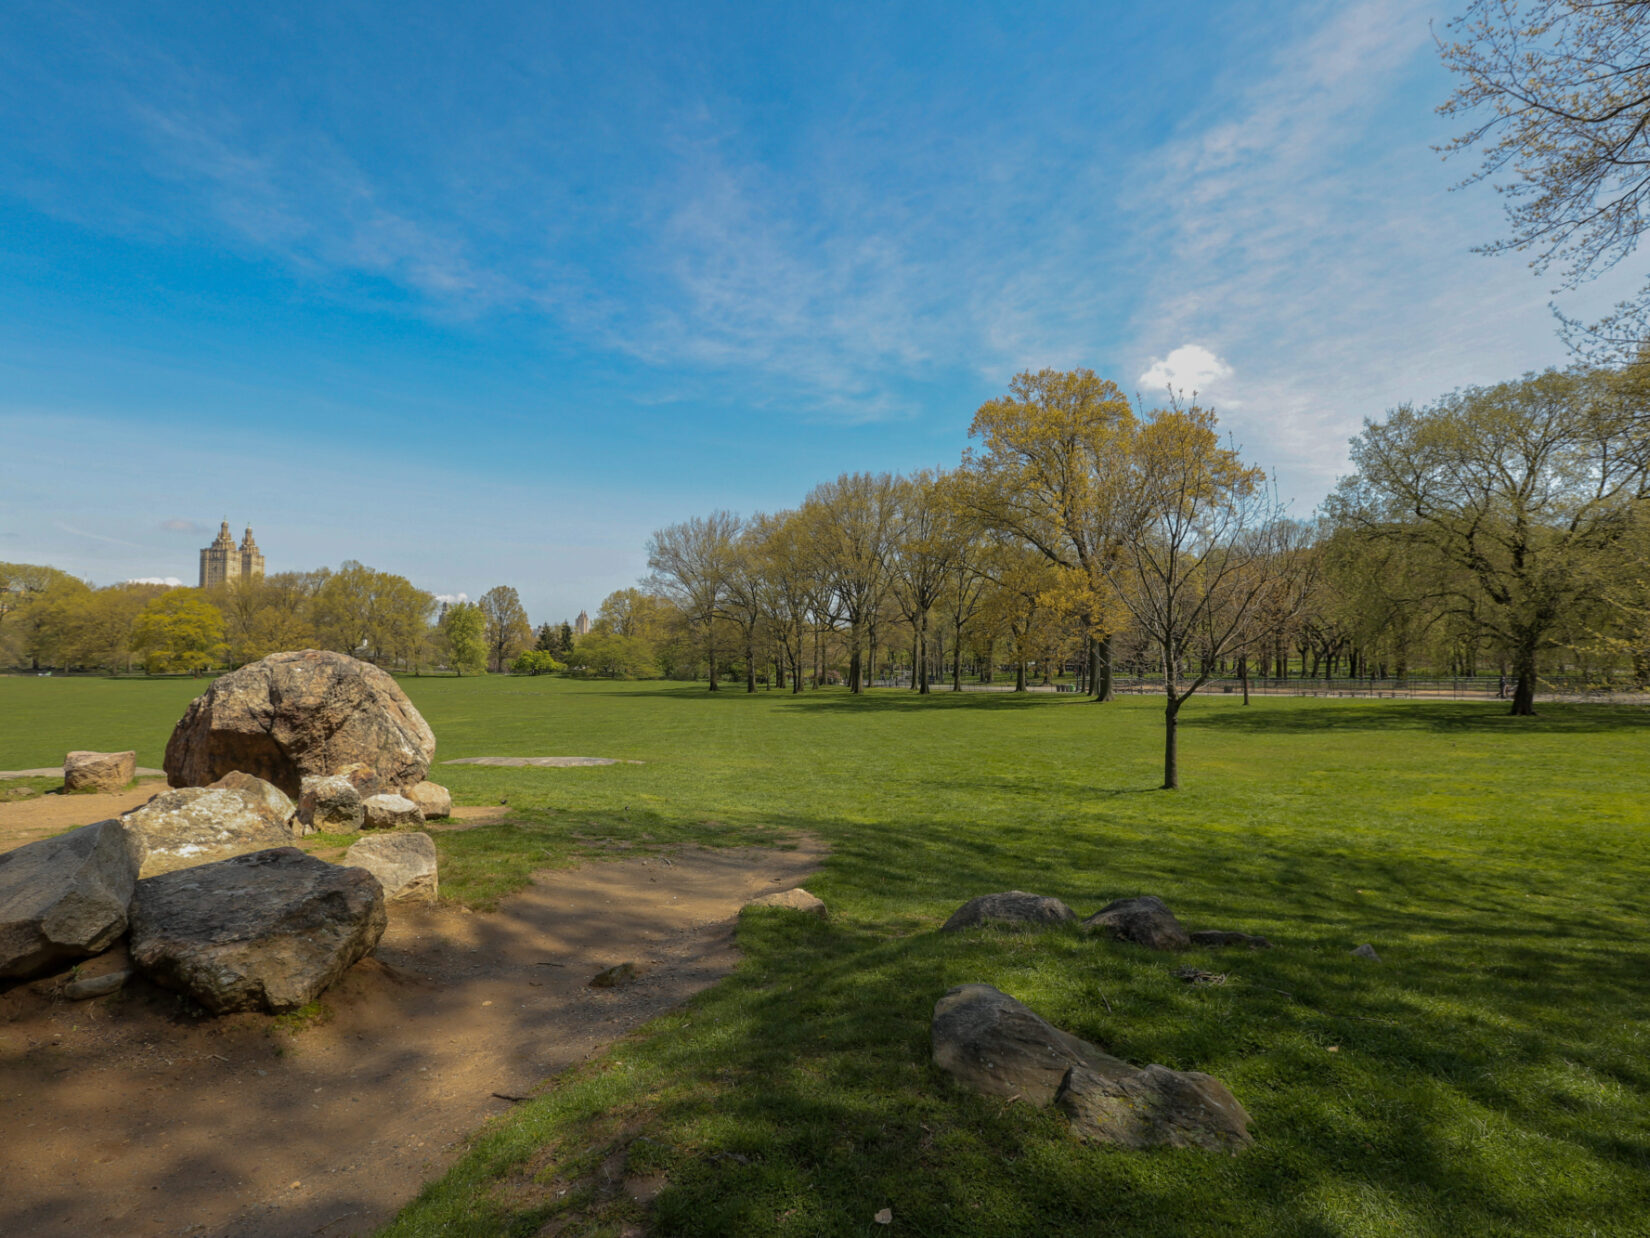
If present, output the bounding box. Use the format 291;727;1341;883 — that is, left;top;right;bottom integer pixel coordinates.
478;585;532;673
1104;403;1310;790
804;473;901;693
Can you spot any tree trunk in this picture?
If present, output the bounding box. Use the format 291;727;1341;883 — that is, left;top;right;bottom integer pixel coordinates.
1511;637;1539;716
1239;653;1250;705
745;634;756;693
1015;656;1026;692
707;627;719;692
910;629;920;692
1092;633;1115;702
953;617;963;692
1163;694;1181;790
918;613;930;695
848;626;863;693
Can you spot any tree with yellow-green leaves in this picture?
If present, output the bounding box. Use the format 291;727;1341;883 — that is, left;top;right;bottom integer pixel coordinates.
131;588;228;674
962;367;1136;701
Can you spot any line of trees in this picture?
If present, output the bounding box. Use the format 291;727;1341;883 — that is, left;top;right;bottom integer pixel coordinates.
0;562;562;679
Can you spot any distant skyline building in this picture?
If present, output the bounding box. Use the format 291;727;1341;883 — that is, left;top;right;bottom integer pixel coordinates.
198;521;264;589
574;609;591;636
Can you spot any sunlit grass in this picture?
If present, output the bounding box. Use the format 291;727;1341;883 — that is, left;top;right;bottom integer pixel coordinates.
3;674;1647;1236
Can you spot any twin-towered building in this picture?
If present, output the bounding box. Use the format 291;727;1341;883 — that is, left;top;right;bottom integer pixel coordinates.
198;521;265;589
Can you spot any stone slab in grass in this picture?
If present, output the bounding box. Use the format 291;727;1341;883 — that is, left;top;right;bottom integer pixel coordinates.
1056;1062;1254;1152
129;847;386;1014
931;982;1113;1105
122;784;297;877
941;890;1076;932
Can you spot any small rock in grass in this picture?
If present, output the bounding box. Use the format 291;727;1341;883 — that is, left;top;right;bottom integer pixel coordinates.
1189;929;1272;949
940;891;1076;932
930;983;1112;1105
404;780;453;820
64;750;136;794
1082;895;1190;950
743;888;827;918
1351;943;1381;962
590;961;643;988
361;793;424;830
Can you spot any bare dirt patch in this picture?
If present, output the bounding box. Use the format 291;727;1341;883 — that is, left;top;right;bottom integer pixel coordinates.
0;839;824;1238
0;779;170;850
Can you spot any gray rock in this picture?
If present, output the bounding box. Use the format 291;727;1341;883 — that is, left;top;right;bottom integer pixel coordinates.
162;649;437;797
0;820;141;979
298;775;364;834
744;887;827;918
64;750;137;794
930;982;1121;1105
64;969;132;1000
1351;943;1381;962
207;771;298;833
129;847;386;1014
344;831;438;904
1055;1062;1254;1152
941;891;1077;932
361;793;424;830
121;785;297;877
1189;930;1273;950
403;780;452;820
1082;895;1191;950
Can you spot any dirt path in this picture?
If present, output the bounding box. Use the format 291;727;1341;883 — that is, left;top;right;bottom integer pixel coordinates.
0;780;170;850
0;836;824;1237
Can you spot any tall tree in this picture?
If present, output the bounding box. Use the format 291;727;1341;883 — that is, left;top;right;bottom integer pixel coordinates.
132;588;228;674
888;471;964;694
647;511;741;691
1330;367;1650;714
805;473;901;693
478;585;532;673
963;367;1135;701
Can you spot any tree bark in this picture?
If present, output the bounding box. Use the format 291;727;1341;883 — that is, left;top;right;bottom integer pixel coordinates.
745;634;756;693
1092;633;1115;702
1239;653;1250;705
1163;695;1180;790
706;626;719;692
1511;638;1539;716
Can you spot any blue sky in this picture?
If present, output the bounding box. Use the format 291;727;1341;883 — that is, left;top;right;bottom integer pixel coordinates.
0;1;1635;623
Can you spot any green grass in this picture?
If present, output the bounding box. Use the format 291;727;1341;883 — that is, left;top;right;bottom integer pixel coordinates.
1;675;1647;1236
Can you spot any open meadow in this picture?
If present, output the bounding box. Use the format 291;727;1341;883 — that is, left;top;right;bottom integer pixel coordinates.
2;675;1647;1237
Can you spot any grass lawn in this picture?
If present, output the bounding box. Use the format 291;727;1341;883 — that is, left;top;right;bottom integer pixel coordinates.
1;674;1647;1236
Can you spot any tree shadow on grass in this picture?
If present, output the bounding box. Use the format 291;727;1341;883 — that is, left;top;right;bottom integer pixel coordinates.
1179;700;1650;736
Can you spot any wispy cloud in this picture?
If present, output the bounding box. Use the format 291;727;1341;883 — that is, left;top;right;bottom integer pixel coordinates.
159;517;205;534
125;575;182;586
54;521;144;550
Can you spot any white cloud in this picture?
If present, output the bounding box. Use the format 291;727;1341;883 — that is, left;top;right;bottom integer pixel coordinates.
159;518;205;533
433;592;469;606
1138;344;1233;398
125;576;182;586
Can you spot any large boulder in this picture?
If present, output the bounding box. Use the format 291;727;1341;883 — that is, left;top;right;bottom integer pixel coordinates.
1055;1063;1254;1152
121;784;299;877
941;891;1077;933
1082;895;1191;950
344;832;438;903
404;780;452;820
362;793;424;830
298;775;364;834
162;650;436;798
129;848;387;1014
0;820;141;979
64;750;137;793
931;983;1116;1105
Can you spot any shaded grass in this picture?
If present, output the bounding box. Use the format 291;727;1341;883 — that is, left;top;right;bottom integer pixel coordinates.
3;675;1648;1235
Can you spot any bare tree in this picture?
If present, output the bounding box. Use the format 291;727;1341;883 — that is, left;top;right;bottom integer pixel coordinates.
647;512;741;691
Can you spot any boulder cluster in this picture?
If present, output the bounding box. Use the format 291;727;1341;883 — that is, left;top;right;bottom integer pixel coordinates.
934;889;1274;1151
0;651;449;1013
